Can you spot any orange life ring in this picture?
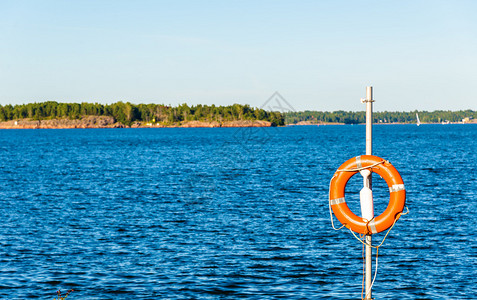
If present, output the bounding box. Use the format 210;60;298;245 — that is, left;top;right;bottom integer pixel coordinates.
329;155;406;234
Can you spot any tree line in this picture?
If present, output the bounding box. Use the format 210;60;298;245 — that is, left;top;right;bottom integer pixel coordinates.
0;102;285;126
285;110;477;124
1;101;474;126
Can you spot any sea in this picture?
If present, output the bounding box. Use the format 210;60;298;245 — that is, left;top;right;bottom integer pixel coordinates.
0;124;476;299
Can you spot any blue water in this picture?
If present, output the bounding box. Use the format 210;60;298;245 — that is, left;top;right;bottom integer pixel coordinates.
0;125;476;299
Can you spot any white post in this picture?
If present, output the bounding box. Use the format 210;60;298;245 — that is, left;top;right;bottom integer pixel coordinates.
361;86;374;299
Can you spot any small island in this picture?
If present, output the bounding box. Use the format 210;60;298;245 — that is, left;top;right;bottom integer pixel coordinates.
0;102;285;129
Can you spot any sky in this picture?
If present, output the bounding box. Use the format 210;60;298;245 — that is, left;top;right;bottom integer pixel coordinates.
1;0;476;112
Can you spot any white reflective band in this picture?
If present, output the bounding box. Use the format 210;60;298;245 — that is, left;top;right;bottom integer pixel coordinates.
369;219;378;234
355;156;362;169
389;184;405;193
330;197;346;205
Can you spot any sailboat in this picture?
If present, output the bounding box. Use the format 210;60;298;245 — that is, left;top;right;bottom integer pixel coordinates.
416;113;421;126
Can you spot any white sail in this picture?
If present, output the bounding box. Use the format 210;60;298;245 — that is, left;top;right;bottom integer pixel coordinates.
416;113;421;126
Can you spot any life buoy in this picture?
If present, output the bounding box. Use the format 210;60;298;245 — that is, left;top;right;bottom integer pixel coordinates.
329;155;406;234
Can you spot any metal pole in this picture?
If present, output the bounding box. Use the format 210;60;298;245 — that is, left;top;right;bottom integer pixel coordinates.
365;86;373;156
363;86;373;299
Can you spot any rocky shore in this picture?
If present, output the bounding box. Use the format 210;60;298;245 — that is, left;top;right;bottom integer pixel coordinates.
291;121;345;125
0;116;273;129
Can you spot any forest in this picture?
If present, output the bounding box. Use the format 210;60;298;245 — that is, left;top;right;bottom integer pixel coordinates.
285;110;477;124
0;102;285;126
0;101;475;126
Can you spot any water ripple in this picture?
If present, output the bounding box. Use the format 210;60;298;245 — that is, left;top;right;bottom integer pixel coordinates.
0;125;476;299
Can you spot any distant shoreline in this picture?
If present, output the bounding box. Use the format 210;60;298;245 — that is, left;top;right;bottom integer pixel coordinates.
0;117;275;129
1;116;476;130
2;102;475;128
287;120;477;126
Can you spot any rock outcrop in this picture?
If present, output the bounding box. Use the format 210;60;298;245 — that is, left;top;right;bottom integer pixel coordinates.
0;116;123;129
0;117;274;129
141;120;273;128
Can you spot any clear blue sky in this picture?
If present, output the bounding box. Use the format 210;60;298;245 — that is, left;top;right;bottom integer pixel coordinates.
1;0;476;111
